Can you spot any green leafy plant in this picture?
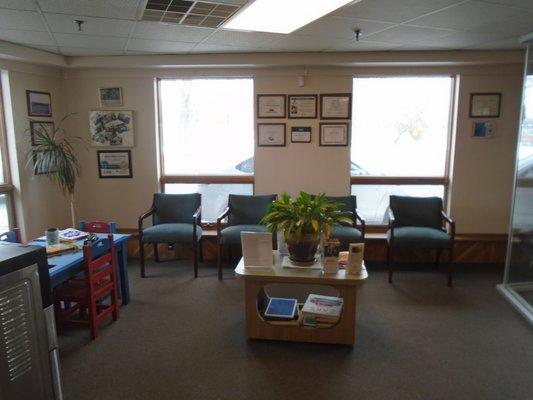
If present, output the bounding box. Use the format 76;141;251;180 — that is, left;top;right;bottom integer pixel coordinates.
261;192;353;241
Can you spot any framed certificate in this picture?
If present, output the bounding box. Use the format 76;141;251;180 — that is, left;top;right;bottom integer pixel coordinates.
320;123;349;146
291;126;311;143
320;93;352;119
469;93;501;118
257;123;286;146
288;95;317;119
97;150;133;178
257;94;286;118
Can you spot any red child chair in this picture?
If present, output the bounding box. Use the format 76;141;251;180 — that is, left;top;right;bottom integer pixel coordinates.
79;220;116;233
53;234;119;340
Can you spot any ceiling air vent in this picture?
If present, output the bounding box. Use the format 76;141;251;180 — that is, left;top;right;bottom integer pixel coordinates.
142;0;240;28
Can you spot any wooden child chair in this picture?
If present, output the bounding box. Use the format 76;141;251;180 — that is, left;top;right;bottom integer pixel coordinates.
79;220;117;233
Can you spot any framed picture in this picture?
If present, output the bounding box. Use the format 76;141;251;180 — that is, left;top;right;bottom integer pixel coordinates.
26;90;52;117
99;87;123;107
469;93;501;118
257;94;286;118
291;126;311;143
97;150;132;178
89;110;134;147
32;150;56;175
288;95;317;119
319;123;349;146
473;121;496;138
257;123;286;146
320;93;352;119
30;121;54;146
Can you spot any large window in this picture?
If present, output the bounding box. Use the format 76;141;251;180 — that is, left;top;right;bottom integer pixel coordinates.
351;76;454;224
158;78;254;221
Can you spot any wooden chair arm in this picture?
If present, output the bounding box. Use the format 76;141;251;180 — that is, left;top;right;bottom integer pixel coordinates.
354;208;366;239
216;207;230;236
193;206;202;225
138;207;154;232
387;208;396;229
441;210;455;239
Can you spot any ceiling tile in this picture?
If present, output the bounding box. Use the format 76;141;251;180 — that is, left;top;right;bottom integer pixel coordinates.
0;28;55;46
295;16;395;40
205;30;284;48
407;30;508;48
44;13;135;37
36;0;142;19
31;44;61;53
132;21;214;42
59;47;125;56
0;0;38;10
466;37;528;49
333;0;464;23
204;0;248;4
326;39;399;51
53;32;127;50
477;0;533;9
364;25;455;44
0;9;47;30
126;38;196;52
268;34;346;51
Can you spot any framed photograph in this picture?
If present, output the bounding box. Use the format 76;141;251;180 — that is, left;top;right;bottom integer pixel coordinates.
257;123;286;147
473;121;496;138
97;150;132;178
288;95;317;119
99;87;123;107
291;126;311;143
319;123;349;146
257;94;286;118
469;93;501;118
26;90;52;117
30;121;54;146
320;93;352;119
32;151;56;175
89;110;134;147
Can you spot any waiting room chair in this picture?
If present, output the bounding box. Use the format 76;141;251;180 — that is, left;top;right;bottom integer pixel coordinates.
53;234;119;340
387;195;455;287
138;193;202;278
80;220;116;233
0;228;21;243
325;195;365;250
216;194;276;280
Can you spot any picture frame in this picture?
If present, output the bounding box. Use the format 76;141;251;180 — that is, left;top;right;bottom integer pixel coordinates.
257;94;286;118
319;123;349;146
469;93;501;118
97;150;132;178
26;90;52;117
291;126;312;143
288;95;317;119
257;123;286;147
99;87;123;107
30;121;54;146
89;110;134;147
32;150;56;175
320;93;352;119
472;121;496;138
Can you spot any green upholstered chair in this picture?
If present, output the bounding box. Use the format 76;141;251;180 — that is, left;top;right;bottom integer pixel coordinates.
138;193;202;278
216;194;276;280
387;195;455;286
325;195;365;250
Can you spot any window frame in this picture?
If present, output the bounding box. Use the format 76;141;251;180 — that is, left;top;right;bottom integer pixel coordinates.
0;81;16;230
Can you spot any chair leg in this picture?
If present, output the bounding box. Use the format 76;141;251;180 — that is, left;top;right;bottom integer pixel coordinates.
228;245;232;263
217;238;222;280
193;241;198;278
199;239;204;262
140;237;146;278
53;297;63;336
154;243;159;263
387;244;394;283
447;246;454;287
89;300;98;340
435;249;442;269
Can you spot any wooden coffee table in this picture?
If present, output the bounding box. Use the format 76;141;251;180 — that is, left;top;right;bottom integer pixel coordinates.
234;251;368;345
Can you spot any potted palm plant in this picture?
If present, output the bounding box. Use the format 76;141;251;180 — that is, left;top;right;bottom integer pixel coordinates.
28;115;82;227
261;192;353;265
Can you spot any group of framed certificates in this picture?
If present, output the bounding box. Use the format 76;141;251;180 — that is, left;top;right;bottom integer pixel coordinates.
256;93;351;147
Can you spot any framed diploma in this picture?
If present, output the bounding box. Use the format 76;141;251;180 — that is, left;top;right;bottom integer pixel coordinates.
257;123;286;146
288;95;317;119
257;94;286;118
320;93;352;119
97;150;133;178
469;93;501;118
319;123;349;146
291;126;312;143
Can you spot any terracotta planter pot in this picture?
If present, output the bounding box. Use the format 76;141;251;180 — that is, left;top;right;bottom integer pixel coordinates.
286;234;320;265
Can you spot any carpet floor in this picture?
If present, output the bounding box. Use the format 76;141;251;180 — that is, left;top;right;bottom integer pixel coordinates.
58;261;533;400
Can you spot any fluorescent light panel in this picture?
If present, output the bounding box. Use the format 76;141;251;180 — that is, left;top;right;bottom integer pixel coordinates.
223;0;355;34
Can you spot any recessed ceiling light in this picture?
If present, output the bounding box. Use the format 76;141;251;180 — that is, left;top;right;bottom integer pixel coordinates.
223;0;357;34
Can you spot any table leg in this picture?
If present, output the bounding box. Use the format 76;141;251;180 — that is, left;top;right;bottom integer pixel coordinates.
117;243;130;305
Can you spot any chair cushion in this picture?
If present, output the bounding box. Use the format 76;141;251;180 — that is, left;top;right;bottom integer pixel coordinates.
325;196;356;213
228;194;276;225
390;195;443;229
387;227;451;248
220;225;269;245
152;193;201;225
142;223;202;243
330;226;363;245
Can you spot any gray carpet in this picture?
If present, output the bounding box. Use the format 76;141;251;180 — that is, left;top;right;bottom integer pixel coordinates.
58;261;533;400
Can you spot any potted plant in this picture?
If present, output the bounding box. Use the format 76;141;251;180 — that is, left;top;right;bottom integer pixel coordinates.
261;192;353;265
28;115;82;227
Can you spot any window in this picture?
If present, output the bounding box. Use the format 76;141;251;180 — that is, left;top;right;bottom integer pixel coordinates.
351;76;454;224
0;81;15;232
158;78;254;221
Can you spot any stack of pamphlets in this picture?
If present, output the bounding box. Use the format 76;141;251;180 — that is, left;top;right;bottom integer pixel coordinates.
263;297;300;326
58;228;88;242
301;294;343;328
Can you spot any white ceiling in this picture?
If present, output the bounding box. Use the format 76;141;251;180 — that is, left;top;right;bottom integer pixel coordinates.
0;0;531;56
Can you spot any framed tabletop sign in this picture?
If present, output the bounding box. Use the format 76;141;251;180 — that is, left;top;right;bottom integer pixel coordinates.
97;150;132;178
469;93;501;118
257;123;286;146
320;93;352;119
288;95;317;119
291;126;312;143
257;94;286;118
26;90;52;117
320;123;349;146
